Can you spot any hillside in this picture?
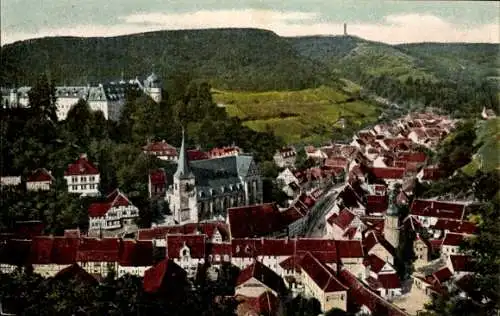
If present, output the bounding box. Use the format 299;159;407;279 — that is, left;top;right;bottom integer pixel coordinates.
289;35;499;82
0;28;330;91
213;86;380;144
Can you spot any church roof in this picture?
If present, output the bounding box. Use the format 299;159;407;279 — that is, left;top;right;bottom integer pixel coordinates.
174;129;194;179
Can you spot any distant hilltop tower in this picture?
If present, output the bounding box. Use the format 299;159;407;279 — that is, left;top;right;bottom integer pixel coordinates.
344;23;348;36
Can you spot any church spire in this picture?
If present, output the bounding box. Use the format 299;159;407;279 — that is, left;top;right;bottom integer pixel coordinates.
174;128;193;179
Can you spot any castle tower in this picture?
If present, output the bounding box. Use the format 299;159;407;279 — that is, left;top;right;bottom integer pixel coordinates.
384;189;400;249
344;23;347;36
143;72;162;103
167;129;198;224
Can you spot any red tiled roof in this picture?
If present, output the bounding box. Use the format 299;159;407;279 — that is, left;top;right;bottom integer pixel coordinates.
431;219;477;235
281;206;305;225
27;168;54;182
166;234;206;259
137;222;229;241
449;255;473;272
143;259;187;293
149;169;166;186
366;195;388;214
343;226;359;240
410;199;467;220
296;239;338;263
237;261;287;295
396;152;427;163
298;193;316;208
29;236;80;265
13;220;45;239
206;243;232;261
208;146;241;157
143;141;178;156
338;269;408;316
364;254;387;274
300;252;348;293
88;189;134;218
336;240;364;258
328;208;356;230
442;232;467;247
433;267;453;284
324;157;348;168
187;149;209;161
377;273;402;289
76;238;120;262
119;240;154;267
279;255;302;273
236;291;279;316
257;238;296;257
370;167;406;180
228;203;285;239
64;155;99;176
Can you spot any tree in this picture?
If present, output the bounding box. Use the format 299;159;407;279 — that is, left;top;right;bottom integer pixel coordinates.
28;74;58;122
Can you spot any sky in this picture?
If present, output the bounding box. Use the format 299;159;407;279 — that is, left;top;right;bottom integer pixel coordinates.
1;1;499;45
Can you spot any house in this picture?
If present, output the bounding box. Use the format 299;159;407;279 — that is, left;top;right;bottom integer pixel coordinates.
228;203;286;239
29;236;80;277
409;199;468;228
336;240;365;278
236;291;280;316
417;166;444;183
413;267;453;297
88;189;139;232
326;208;357;240
447;255;473;278
273;147;297;168
0;176;21;187
149;168;167;198
235;261;287;298
142;140;178;161
363;231;395;265
76;237;120;278
441;232;468;260
368;167;406;187
300;252;348;312
165;234;207;278
366;273;402;300
117;240;154;277
26;168;55;191
64;154;100;196
143;258;188;294
53;263;99;286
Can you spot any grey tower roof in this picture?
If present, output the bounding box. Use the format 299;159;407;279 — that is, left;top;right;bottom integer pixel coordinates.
174;129;194;179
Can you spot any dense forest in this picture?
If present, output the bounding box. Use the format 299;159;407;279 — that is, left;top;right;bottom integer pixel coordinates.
0;75;284;233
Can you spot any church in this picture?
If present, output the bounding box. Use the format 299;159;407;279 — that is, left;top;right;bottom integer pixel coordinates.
165;131;263;225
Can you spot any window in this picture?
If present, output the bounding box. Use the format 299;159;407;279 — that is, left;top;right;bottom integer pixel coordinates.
340;294;345;300
81;176;87;182
72;177;78;183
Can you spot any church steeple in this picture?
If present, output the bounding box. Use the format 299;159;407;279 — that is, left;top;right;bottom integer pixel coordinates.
174;128;194;179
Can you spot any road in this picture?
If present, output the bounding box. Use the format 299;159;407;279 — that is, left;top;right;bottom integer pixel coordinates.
303;183;345;237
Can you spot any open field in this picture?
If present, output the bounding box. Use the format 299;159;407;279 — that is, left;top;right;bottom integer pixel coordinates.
213;86;380;144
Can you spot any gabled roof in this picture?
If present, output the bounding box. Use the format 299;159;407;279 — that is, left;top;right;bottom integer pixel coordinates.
166;234;206;259
236;261;287;295
27;168;54;182
300;252;348;293
88;189;134;218
143;259;187;293
64;155;99;176
410;199;467;220
137;221;229;241
228;203;284;238
149;169;166;186
449;255;473;273
421;167;444;181
367;274;401;289
327;208;356;230
142;141;178;156
363;231;396;256
366;195;388;214
279;255;302;273
338;269;408;316
54;263;99;286
364;254;387;274
432;267;453;285
76;238;120;262
118;240;154;267
29;236;80;265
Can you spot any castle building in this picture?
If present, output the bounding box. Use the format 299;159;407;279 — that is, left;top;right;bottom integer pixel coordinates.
1;72;162;121
165;130;262;225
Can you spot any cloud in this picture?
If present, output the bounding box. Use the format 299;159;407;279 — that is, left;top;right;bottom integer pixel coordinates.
2;10;498;45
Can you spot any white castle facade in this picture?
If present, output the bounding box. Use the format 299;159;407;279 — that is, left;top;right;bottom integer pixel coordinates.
1;73;162;121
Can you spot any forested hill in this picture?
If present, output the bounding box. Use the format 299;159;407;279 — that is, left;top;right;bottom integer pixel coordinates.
289;35;499;82
0;28;330;91
2;28;498;91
